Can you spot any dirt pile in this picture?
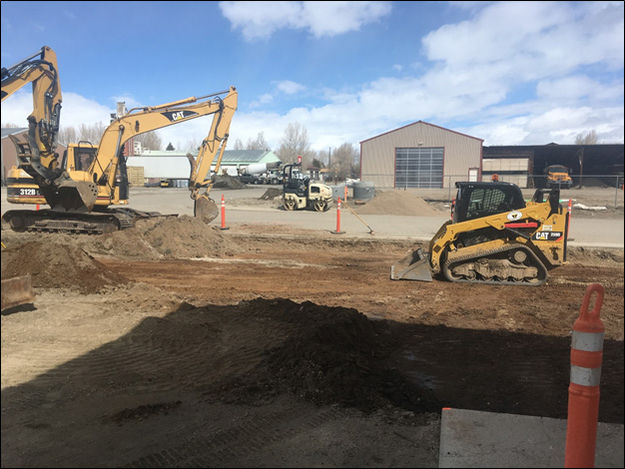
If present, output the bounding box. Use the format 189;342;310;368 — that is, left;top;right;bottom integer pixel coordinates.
212;174;247;189
1;241;127;294
354;190;445;216
207;298;440;413
87;215;238;259
260;188;282;200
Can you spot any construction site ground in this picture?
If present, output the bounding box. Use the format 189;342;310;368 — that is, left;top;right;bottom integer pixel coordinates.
1;186;623;467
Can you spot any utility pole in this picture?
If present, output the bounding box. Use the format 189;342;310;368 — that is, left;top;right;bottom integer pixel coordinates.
328;147;332;183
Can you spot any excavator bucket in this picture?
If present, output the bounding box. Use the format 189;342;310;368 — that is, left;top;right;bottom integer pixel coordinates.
1;274;35;311
194;196;219;223
390;248;433;282
54;180;98;212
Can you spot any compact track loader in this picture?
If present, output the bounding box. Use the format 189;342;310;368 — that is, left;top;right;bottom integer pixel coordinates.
391;182;569;286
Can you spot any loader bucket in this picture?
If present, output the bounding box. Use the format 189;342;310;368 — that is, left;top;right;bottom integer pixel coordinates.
194;196;219;223
1;274;35;311
390;248;433;282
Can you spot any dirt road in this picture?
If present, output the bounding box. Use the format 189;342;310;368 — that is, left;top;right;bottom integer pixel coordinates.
1;208;623;467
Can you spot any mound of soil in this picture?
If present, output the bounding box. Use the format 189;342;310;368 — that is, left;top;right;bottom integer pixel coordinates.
212;174;247;189
260;188;282;200
354;190;445;216
87;215;238;259
1;241;127;294
205;298;440;413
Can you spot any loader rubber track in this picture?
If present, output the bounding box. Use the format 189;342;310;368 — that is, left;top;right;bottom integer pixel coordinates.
442;243;548;286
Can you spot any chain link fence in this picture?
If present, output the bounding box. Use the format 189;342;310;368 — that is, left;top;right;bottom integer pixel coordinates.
360;173;624;209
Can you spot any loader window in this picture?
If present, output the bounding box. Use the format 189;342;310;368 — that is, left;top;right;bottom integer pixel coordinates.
466;188;507;220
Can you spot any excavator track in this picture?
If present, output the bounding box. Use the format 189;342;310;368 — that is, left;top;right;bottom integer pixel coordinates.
442;243;548;286
2;208;174;235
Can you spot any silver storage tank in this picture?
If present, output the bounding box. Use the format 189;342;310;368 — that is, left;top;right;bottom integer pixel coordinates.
352;181;375;201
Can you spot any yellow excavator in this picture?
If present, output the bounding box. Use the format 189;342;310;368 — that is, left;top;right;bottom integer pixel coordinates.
391;182;569;286
1;45;63;310
3;85;238;233
1;46;63;181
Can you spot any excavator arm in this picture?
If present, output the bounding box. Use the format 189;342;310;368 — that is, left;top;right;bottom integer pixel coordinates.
52;86;238;216
1;46;62;182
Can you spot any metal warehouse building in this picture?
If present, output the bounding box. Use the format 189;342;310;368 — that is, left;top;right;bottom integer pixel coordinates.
360;120;483;189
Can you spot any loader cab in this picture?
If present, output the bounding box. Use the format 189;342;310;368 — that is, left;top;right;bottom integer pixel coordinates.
452;182;526;223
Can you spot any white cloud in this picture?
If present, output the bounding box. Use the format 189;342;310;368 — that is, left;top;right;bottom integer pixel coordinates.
275;80;306;95
4;3;622;154
219;1;391;40
1;89;113;130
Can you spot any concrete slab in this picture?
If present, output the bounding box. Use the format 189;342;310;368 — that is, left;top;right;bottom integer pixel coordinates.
439;408;624;468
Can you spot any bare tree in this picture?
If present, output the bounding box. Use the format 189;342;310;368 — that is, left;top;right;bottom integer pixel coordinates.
135;131;162;151
245;131;270;151
58;126;77;146
184;138;201;153
76;122;106;145
575;130;599;145
329;143;358;182
1;122;20;128
277;122;314;165
232;138;244;150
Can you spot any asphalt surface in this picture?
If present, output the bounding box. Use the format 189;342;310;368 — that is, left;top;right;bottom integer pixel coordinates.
1;186;623;248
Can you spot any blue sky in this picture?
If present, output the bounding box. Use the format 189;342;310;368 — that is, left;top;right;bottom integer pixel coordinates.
2;1;623;152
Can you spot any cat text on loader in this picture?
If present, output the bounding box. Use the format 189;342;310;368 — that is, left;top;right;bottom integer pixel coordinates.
2;87;238;233
391;182;569;286
281;162;333;212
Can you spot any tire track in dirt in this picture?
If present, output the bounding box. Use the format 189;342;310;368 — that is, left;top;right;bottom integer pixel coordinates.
123;405;350;467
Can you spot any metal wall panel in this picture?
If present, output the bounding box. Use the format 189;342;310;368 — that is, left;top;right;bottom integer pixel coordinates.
361;121;482;188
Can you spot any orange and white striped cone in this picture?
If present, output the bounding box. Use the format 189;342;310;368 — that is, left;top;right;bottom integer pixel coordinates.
564;283;605;468
332;197;344;234
220;194;229;231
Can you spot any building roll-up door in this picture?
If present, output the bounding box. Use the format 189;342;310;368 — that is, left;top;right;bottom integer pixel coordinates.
395;147;444;188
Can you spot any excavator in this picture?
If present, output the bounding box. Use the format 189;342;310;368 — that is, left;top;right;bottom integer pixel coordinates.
1;45;63;184
391;181;570;286
1;45;61;310
2;84;238;233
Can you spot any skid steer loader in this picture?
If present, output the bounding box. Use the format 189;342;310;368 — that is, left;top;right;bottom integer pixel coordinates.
391;181;569;286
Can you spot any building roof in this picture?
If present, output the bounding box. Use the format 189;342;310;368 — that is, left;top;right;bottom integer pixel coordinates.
138;149;281;165
219;149;278;163
360;120;484;144
1;127;28;139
